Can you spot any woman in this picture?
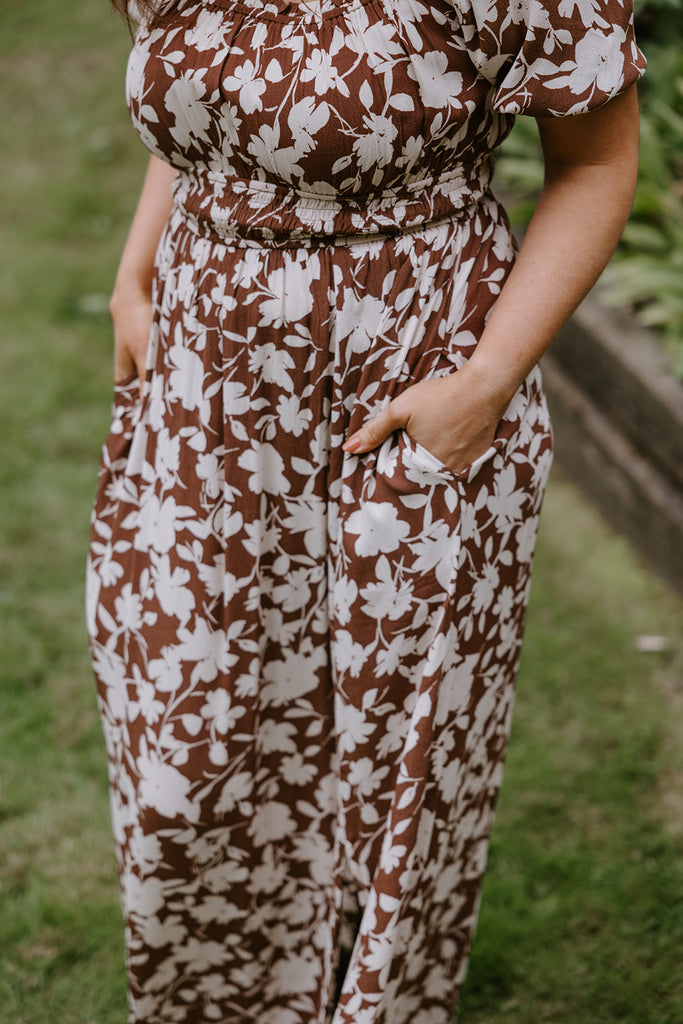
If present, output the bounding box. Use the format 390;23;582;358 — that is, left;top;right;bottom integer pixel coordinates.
86;0;645;1021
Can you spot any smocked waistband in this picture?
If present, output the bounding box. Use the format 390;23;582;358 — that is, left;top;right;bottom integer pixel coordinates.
172;165;493;248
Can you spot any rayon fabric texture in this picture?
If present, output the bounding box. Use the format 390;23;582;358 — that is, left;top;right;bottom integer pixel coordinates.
86;1;645;1022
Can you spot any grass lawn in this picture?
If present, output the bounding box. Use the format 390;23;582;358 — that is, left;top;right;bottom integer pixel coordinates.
1;2;682;1022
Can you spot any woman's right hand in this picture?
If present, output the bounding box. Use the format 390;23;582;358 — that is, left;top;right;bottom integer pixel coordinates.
110;285;154;390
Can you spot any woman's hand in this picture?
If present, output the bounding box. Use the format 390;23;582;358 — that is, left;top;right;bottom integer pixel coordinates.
342;363;510;475
110;286;154;389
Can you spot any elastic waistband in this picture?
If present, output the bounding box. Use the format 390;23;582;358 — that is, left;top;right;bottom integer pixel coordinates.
172;165;493;248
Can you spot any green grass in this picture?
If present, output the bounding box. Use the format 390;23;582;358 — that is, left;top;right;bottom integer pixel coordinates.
1;2;682;1022
0;4;142;1020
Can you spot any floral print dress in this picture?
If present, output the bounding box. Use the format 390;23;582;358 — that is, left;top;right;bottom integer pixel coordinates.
86;1;645;1021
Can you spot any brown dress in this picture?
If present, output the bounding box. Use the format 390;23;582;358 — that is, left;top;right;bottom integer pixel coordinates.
86;1;645;1021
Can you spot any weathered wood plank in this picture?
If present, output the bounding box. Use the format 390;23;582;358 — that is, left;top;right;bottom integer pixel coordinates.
542;352;683;596
552;295;683;492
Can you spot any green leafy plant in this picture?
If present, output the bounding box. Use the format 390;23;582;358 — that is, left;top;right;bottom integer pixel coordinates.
634;0;683;48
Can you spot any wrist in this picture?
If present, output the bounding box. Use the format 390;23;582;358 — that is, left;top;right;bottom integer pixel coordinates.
110;276;152;313
453;357;518;418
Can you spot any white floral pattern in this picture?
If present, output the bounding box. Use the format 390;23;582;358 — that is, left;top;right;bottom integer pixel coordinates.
87;1;644;1021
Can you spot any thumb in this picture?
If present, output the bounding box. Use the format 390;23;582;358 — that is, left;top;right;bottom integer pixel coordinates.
342;401;406;454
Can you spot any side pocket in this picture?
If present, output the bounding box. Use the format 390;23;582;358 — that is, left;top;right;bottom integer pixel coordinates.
453;432;508;485
109;374;142;451
96;374;143;498
400;424;510;488
453;372;537;484
88;375;142;638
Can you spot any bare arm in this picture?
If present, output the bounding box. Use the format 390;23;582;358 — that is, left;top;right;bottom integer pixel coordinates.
465;84;640;409
343;85;641;471
110;154;177;385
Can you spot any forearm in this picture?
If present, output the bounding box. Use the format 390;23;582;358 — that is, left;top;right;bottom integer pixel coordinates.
111;154;177;304
465;88;640;412
343;87;641;471
110;155;177;384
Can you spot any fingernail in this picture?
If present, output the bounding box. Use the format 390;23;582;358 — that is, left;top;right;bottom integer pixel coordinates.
343;432;363;453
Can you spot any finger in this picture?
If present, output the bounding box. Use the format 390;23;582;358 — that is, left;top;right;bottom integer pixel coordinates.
342;401;405;453
114;349;136;385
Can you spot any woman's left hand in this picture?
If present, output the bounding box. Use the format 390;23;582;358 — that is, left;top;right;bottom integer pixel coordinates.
342;364;511;475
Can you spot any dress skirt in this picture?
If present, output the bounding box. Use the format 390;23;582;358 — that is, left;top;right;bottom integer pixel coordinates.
87;170;553;1024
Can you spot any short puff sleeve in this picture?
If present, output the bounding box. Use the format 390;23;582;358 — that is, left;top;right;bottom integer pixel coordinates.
457;0;647;117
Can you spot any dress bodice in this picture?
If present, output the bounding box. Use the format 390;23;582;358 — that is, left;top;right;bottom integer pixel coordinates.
125;0;645;240
127;0;506;196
